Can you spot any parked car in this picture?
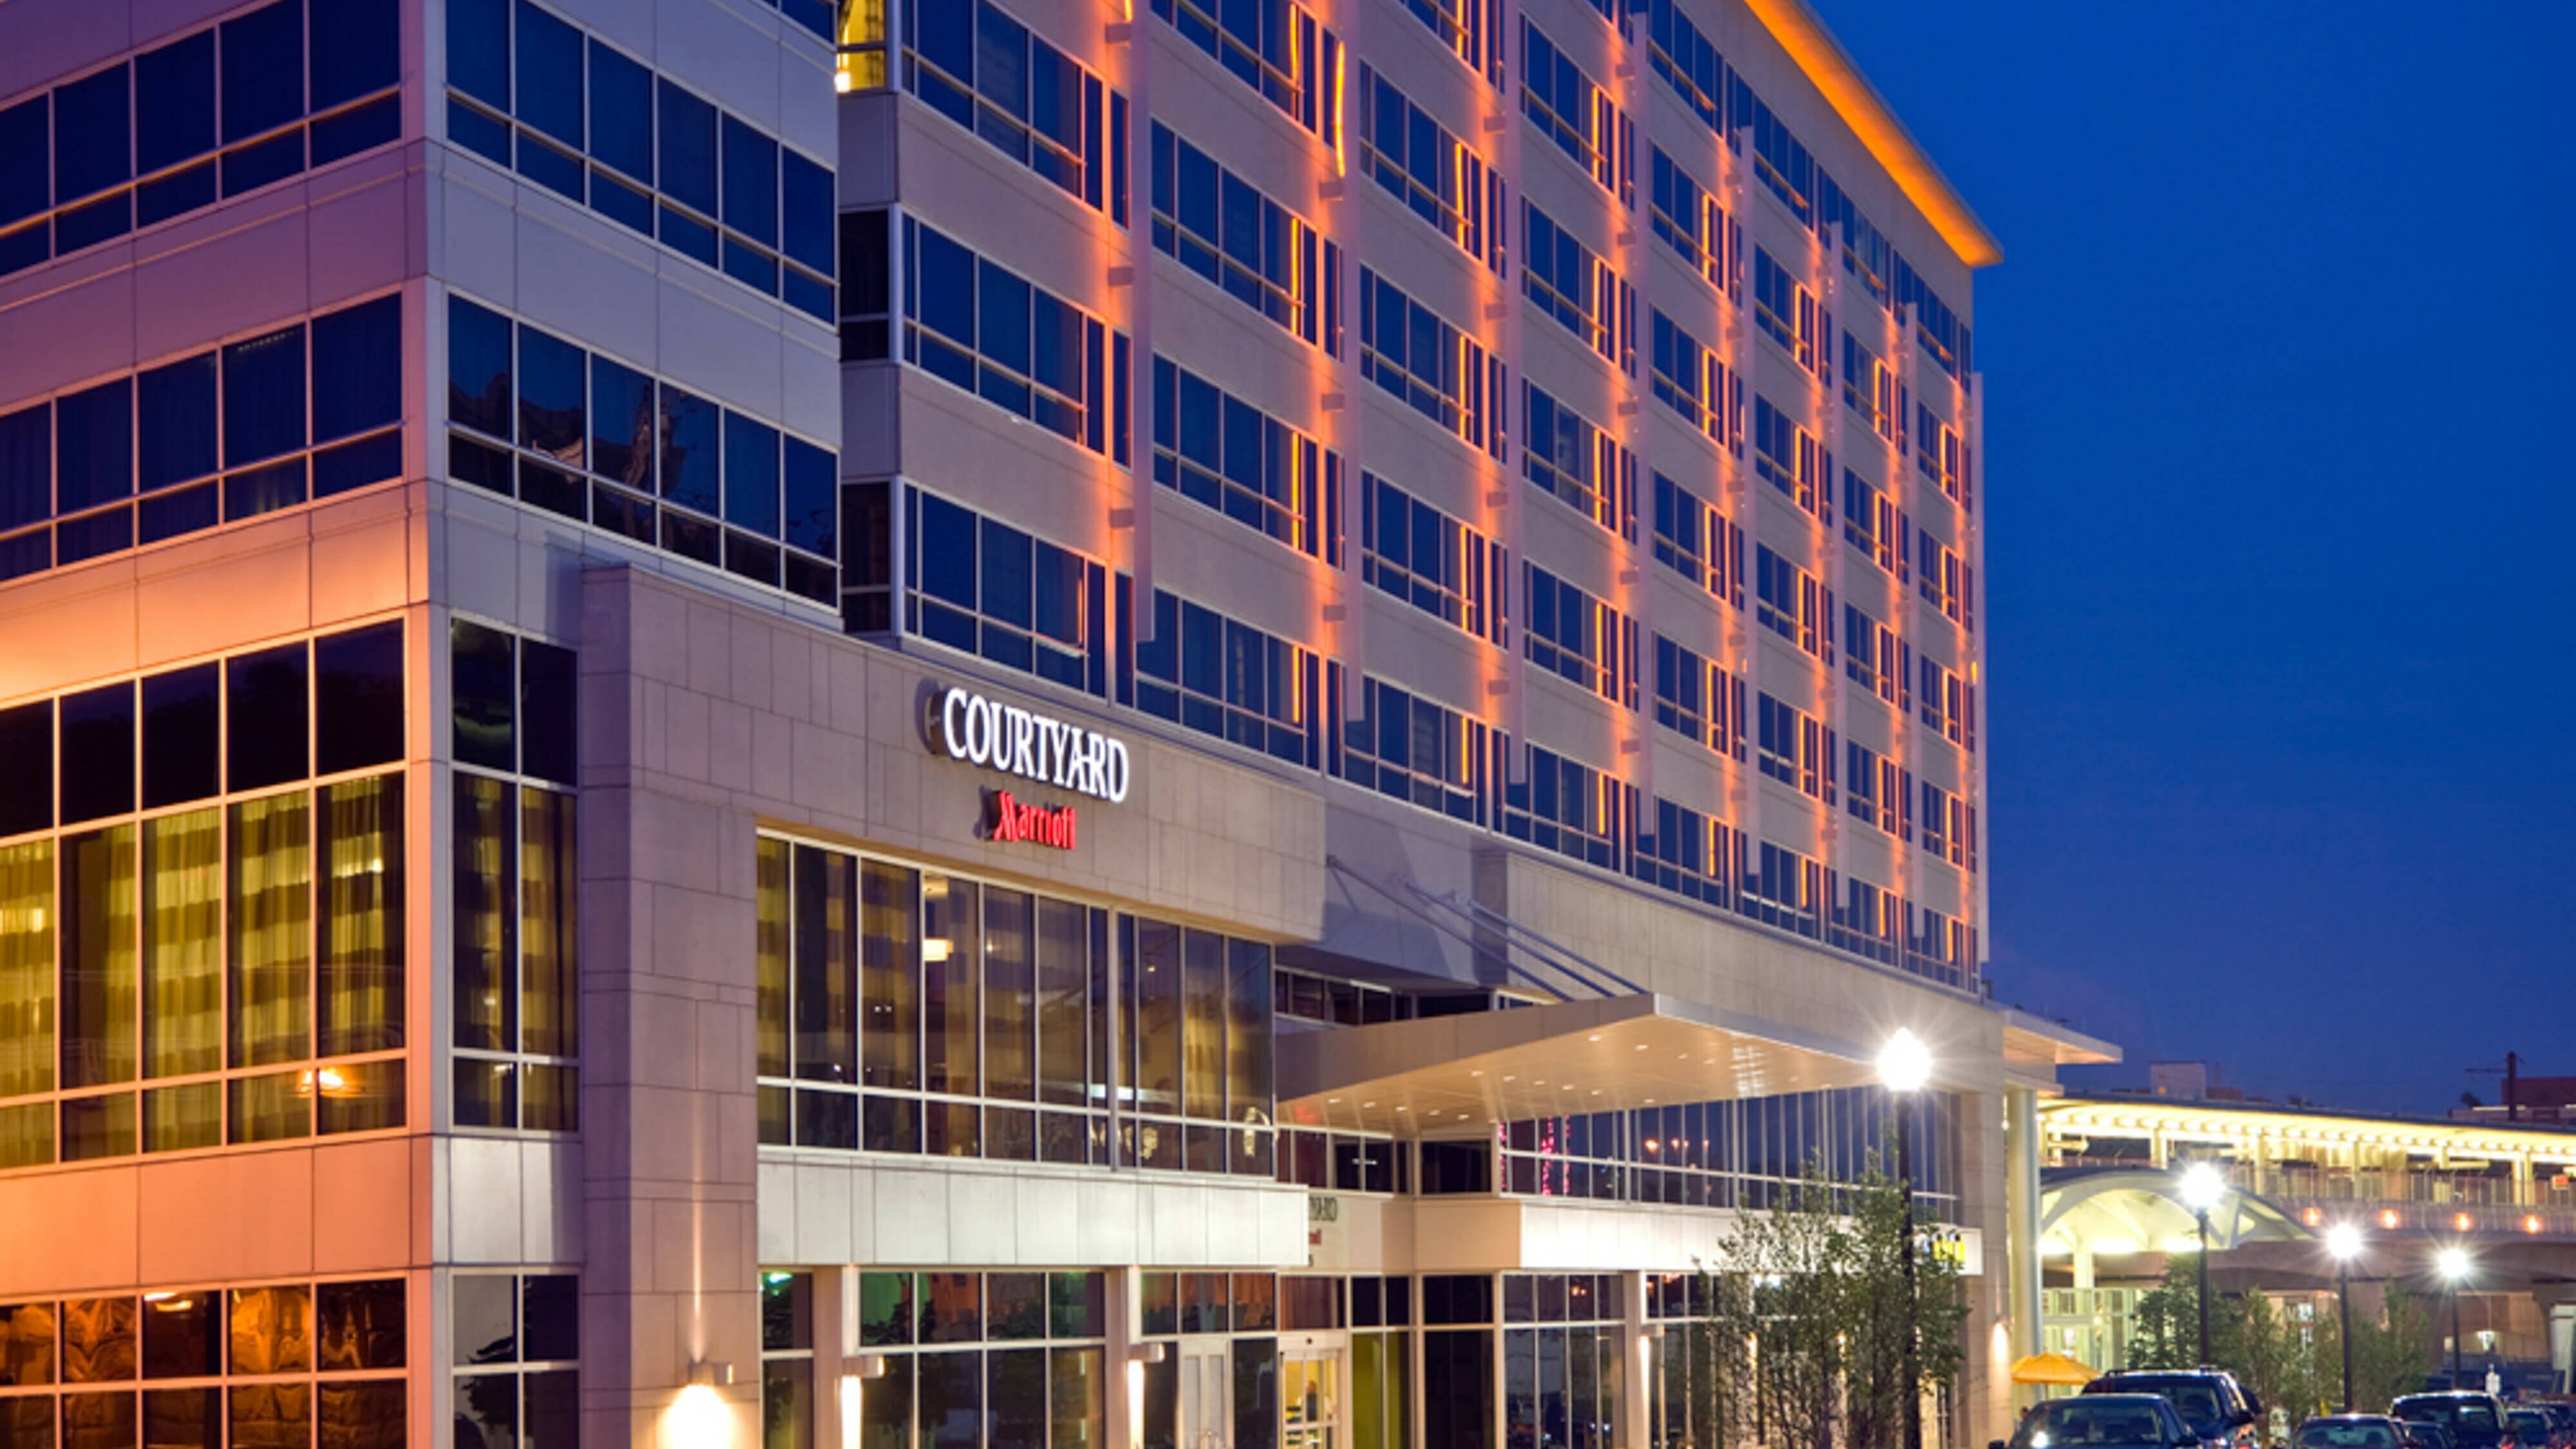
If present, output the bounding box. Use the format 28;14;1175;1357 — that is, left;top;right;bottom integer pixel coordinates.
2535;1405;2576;1449
2082;1369;2265;1448
2297;1417;2418;1448
2406;1422;2461;1449
2000;1394;2198;1449
2504;1402;2566;1443
2391;1392;2517;1449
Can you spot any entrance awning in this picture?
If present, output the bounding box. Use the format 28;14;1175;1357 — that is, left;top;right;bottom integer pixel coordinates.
1274;993;1877;1137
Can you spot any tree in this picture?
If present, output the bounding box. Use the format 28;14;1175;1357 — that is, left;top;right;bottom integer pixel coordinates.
2349;1287;2436;1412
1698;1151;1971;1449
2126;1256;2201;1372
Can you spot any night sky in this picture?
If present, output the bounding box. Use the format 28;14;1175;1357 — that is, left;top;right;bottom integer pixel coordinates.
1810;1;2576;1113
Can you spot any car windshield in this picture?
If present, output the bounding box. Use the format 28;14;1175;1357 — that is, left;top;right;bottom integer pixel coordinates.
2108;1379;2227;1435
2508;1412;2548;1436
2029;1400;2176;1447
2298;1424;2401;1448
2396;1400;2500;1430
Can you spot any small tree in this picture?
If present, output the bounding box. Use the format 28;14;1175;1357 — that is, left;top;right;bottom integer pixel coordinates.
2351;1287;2436;1412
2127;1256;2201;1371
1701;1151;1969;1449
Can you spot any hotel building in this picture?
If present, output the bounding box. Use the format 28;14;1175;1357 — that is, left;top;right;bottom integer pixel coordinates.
0;0;2103;1446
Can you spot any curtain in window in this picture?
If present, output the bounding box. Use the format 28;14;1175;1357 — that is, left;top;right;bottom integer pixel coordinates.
227;792;312;1067
756;837;790;1078
518;786;576;1059
144;808;223;1078
0;840;56;1098
318;775;403;1057
61;826;138;1090
453;775;514;1052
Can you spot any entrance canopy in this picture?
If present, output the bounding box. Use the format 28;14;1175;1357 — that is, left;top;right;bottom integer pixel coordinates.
1274;993;1877;1137
2038;1168;2311;1259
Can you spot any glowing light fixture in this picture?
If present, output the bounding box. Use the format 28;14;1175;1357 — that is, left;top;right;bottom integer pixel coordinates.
1877;1028;1931;1093
2177;1161;2226;1215
2325;1222;2363;1262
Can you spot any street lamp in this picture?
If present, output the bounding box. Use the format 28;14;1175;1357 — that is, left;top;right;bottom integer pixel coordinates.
2437;1246;2471;1388
2179;1161;2228;1367
1879;1028;1932;1449
2327;1223;2363;1412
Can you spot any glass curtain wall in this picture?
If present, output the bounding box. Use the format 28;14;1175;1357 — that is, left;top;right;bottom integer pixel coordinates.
755;832;1274;1176
448;621;580;1133
0;621;407;1170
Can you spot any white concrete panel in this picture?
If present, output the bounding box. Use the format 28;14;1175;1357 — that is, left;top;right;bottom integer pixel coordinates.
436;168;522;312
656;279;786;418
520;1139;585;1264
1074;1179;1141;1265
795;1164;855;1266
947;1175;1017;1265
872;1168;951;1264
1014;1182;1079;1266
516;207;663;370
448;1135;528;1264
759;1160;799;1263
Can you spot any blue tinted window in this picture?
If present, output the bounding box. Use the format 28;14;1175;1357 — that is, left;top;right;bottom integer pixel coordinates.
136;33;218;173
139;355;219;490
0;406;49;530
719;117;777;246
914;227;974;345
656;81;716;214
722;413;779;536
591;357;653;491
916;1;972;85
0;99;47;227
312;296;402;443
589;42;652;182
782;437;833;555
55;379;133;512
448;297;513;439
781;150;832;275
221;1;305;142
661;388;719;513
448;0;511;110
310;0;400;110
53;65;132;204
917;491;974;608
223;323;307;466
515;1;583;148
518;327;585;463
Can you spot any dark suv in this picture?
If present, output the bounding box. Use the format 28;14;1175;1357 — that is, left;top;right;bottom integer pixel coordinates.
2391;1393;2516;1449
2083;1370;2264;1448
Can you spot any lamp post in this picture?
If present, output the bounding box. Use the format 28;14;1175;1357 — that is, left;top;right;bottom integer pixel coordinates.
2437;1246;2470;1388
1880;1028;1933;1449
2179;1161;2228;1367
2327;1223;2363;1412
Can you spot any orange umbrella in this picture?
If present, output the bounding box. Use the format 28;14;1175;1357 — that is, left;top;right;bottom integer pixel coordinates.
2010;1352;2098;1387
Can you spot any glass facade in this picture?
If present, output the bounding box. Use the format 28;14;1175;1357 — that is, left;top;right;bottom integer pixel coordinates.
0;624;406;1170
0;0;402;281
451;1273;579;1449
448;622;581;1133
0;1276;406;1449
0;294;404;583
444;296;840;607
755;834;1276;1176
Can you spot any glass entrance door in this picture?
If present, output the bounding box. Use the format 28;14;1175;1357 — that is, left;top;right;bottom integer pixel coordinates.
1282;1349;1342;1449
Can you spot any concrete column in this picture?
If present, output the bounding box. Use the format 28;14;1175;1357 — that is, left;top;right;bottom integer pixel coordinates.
579;569;764;1449
2004;1086;2043;1413
813;1268;850;1449
1621;1273;1649;1449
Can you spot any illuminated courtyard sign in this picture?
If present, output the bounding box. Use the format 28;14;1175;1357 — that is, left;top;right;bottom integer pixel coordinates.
929;685;1133;804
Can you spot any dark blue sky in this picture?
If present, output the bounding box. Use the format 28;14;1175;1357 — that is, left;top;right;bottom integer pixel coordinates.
1812;2;2576;1113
